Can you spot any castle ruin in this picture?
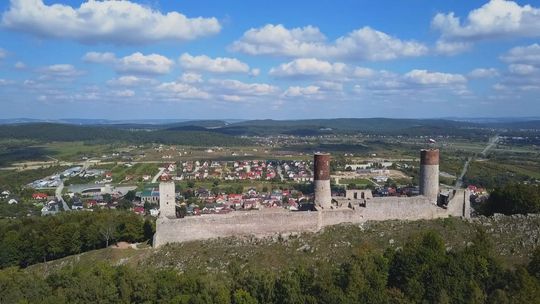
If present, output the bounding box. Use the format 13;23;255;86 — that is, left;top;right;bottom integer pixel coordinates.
153;149;470;247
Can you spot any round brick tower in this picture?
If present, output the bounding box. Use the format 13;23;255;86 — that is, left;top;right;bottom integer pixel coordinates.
420;149;439;203
314;153;332;209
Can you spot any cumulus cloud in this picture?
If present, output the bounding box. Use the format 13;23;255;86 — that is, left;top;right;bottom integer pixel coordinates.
107;75;157;87
468;68;500;78
179;53;255;74
433;0;540;54
117;52;173;75
495;44;540;91
83;51;174;75
435;41;472;55
359;69;468;97
0;48;6;59
508;64;537;75
83;51;116;63
115;89;135;97
230;24;427;61
500;43;540;65
404;70;466;85
39;64;83;79
209;79;279;96
269;58;347;78
157;81;211;100
283;85;321;97
180;73;203;84
2;0;221;44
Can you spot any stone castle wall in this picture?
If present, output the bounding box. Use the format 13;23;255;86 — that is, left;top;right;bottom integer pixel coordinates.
154;190;470;247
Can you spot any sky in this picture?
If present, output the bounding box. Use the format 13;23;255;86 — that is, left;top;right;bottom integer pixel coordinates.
0;0;539;119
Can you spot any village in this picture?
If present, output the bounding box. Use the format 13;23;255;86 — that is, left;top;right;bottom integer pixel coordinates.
1;153;490;218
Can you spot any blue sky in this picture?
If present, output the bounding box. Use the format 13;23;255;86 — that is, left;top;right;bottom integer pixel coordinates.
0;0;539;119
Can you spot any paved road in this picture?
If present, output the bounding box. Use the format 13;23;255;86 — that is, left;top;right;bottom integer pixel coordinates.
481;135;500;157
455;157;472;189
276;165;285;181
454;135;499;189
151;167;166;183
55;181;71;212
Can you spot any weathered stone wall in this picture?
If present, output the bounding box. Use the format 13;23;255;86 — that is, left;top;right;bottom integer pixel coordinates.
159;181;176;218
314;179;332;208
154;190;470;247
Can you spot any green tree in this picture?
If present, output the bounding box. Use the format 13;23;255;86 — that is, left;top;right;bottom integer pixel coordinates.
233;289;258;304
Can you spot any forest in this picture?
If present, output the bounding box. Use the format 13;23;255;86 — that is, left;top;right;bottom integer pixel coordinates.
479;183;540;215
0;123;250;146
0;231;539;303
0;211;154;268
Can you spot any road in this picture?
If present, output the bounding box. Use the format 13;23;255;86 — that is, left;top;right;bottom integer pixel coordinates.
55;181;71;212
454;135;499;189
454;157;471;189
151;167;166;183
276;165;285;181
481;135;500;157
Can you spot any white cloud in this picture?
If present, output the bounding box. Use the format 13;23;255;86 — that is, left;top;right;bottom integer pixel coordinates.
117;52;173;75
283;85;321;97
433;0;540;54
39;64;83;78
14;61;26;69
468;68;499;78
404;70;466;85
221;95;243;102
2;0;221;44
0;48;6;59
157;81;210;100
180;73;203;84
115;89;135;97
83;51;116;63
84;52;174;75
500;43;540;65
179;53;251;74
230;24;427;61
316;81;343;91
353;67;375;78
435;41;472;55
209;79;278;96
107;75;156;87
269;58;347;78
358;69;469;98
249;68;260;77
508;64;537;75
495;44;540;91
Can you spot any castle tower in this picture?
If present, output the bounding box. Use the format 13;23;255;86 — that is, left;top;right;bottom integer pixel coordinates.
420;149;439;203
314;153;332;209
159;174;176;218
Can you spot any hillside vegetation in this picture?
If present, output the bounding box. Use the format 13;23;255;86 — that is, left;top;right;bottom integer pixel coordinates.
2;216;539;304
0;123;250;146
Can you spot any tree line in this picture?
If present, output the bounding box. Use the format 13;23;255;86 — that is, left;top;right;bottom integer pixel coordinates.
0;231;539;303
0;123;251;146
479;183;540;215
0;211;154;268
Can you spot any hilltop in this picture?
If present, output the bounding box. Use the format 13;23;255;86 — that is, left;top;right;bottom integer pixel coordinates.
28;215;540;275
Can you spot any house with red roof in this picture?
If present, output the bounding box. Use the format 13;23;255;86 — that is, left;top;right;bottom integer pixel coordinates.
133;206;145;215
32;193;48;200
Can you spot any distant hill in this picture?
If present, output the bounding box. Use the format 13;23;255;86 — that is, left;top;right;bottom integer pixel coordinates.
160;118;490;137
488;120;540;130
0;123;250;146
1;118;538;142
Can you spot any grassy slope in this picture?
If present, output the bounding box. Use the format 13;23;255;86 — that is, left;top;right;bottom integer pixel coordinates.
28;216;540;276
